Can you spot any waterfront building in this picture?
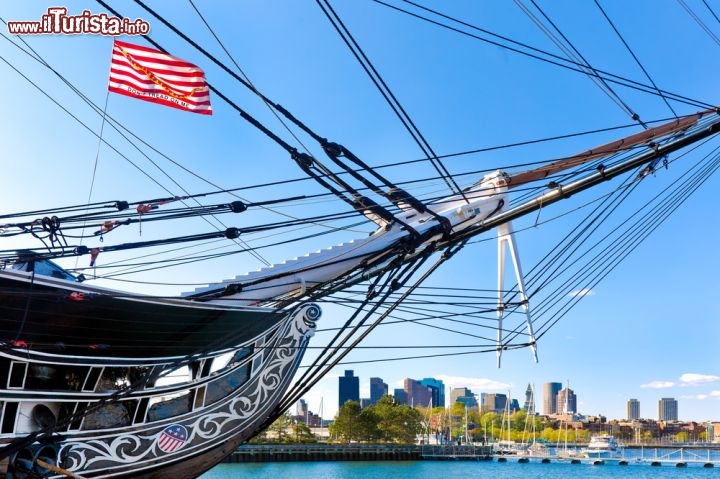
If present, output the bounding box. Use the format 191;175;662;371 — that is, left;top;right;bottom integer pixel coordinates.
369;377;388;405
543;382;562;415
393;388;407;405
557;387;577;414
627;398;640;420
294;399;322;427
404;378;432;407
338;370;360;408
420;378;446;407
523;383;535;414
658;397;678;421
450;387;478;408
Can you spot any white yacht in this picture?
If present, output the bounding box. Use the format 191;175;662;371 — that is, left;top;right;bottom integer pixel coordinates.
583;434;622;459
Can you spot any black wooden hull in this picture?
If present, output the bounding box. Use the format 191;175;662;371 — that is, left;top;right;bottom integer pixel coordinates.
0;270;282;358
0;270;321;478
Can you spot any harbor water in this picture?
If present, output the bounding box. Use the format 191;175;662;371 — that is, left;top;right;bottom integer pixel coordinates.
201;449;720;479
201;460;718;479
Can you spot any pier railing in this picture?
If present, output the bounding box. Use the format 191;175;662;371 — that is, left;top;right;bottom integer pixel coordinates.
225;444;493;463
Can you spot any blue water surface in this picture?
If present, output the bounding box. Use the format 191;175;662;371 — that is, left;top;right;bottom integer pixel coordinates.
201;459;719;479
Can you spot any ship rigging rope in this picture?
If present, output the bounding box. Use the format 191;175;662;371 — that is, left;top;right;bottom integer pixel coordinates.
483;145;719;349
186;0;317;165
702;0;720;27
103;2;455;242
3;23;362;265
7;4;716;282
8;144;712;359
2;147;717;364
4;111;711;230
527;154;720;348
1;116;708;284
0;128;648;224
127;0;463;205
379;0;714;110
593;0;678;118
0;35;273;267
296;144;720;364
678;0;720;47
277;241;469;416
314;0;466;200
4;22;354;242
0;131;712;288
103;1;431;228
515;0;647;128
4;23;709;233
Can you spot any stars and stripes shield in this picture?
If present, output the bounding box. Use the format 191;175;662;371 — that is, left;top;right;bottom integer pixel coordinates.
108;39;212;115
157;424;188;453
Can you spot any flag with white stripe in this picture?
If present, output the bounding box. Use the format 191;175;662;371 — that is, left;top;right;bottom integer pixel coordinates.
108;39;212;115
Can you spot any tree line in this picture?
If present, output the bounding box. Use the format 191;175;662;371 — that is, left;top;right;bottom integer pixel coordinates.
252;396;707;444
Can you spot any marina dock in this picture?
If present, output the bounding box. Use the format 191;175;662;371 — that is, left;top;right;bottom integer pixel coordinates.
493;446;720;468
226;444;720;467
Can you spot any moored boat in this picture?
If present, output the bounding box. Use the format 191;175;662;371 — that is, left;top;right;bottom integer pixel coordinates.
583;434;623;459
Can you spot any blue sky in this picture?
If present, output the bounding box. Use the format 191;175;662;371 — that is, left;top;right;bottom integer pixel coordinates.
1;1;719;423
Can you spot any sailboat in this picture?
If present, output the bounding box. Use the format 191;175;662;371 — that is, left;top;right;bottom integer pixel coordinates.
493;391;525;456
2;2;719;478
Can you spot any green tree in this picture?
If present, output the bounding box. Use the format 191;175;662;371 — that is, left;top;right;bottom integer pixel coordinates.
329;401;362;443
356;407;380;442
291;421;317;443
373;396;421;443
249;411;292;443
479;411;500;442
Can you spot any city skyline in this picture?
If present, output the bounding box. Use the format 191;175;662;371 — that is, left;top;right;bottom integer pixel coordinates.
332;371;703;423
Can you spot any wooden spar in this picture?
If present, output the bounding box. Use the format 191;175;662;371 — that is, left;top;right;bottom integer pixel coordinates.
448;112;720;245
504;109;712;189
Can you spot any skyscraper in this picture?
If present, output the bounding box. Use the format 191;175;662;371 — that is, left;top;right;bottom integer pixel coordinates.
420;378;445;407
557;387;577;414
369;377;388;405
404;378;432;407
296;399;308;417
658;397;678;421
450;387;478;408
627;398;640;420
523;383;535;414
338;370;359;408
483;393;507;414
542;382;562;415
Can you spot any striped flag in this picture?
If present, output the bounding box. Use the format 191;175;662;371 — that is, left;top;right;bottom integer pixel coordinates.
108;39;212;115
157;424;188;453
